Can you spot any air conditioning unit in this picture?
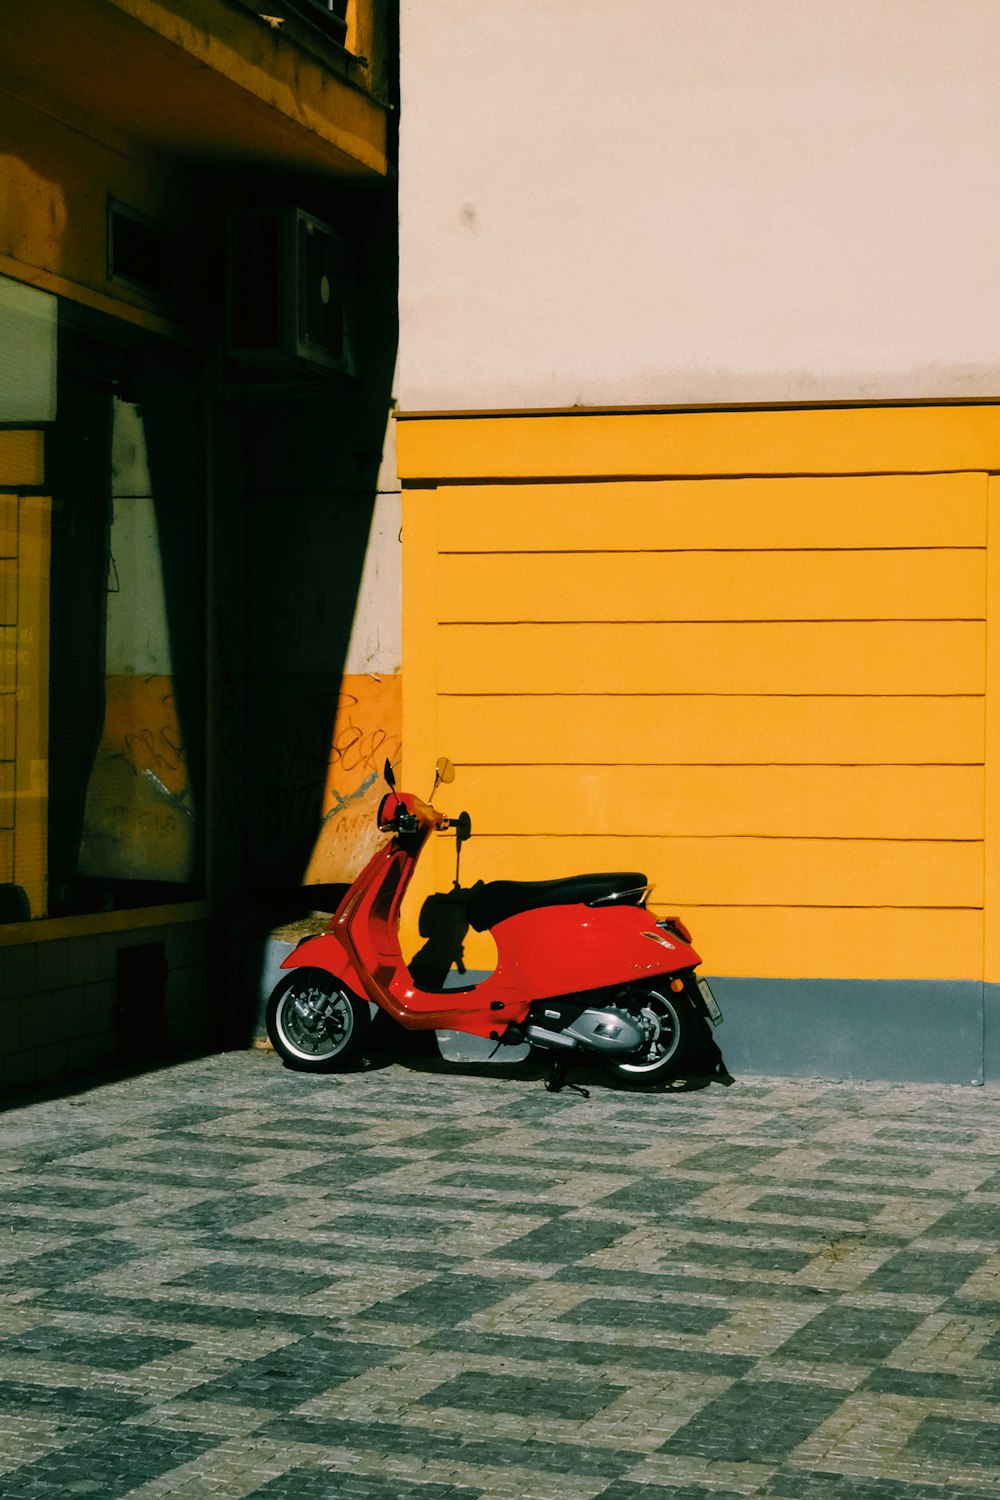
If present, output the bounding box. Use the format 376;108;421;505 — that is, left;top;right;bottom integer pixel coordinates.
226;207;356;378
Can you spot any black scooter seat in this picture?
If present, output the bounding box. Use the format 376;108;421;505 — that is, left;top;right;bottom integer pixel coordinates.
467;872;648;933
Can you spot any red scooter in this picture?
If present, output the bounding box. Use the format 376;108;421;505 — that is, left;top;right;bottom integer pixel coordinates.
266;757;723;1087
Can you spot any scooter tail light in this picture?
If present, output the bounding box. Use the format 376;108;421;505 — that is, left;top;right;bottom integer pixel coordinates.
658;916;692;944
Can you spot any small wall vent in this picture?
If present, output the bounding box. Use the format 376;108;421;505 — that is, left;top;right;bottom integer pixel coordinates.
115;940;168;1060
108;201;170;302
226;207;356;379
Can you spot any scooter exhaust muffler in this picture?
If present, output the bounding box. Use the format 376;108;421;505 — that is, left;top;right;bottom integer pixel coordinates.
527;1007;647;1055
525;1025;578;1050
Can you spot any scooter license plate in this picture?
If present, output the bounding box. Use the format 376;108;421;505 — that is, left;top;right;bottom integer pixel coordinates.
697;977;724;1026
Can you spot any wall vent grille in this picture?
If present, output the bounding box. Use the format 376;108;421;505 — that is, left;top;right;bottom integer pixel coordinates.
108;201;170;302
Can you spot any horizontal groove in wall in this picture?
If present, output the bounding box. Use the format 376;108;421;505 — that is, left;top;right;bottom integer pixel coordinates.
407;469;990;483
440;546;989;555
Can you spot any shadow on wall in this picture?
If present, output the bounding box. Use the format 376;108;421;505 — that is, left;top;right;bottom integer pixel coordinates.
222;176;400;1047
409;885;479;991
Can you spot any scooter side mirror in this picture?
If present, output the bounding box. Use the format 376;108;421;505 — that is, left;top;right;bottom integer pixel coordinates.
383;758;396;789
435;756;456;786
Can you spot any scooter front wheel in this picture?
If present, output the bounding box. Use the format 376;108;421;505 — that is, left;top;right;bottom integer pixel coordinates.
266;968;370;1073
607;986;692;1084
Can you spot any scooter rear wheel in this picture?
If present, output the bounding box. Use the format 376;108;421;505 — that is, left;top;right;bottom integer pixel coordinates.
266;968;370;1073
607;985;692;1084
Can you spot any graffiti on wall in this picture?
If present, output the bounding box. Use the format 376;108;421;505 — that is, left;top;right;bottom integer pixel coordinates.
302;671;402;886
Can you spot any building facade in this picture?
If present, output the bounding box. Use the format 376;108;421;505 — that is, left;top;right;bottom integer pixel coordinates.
0;0;400;1092
395;0;1000;1082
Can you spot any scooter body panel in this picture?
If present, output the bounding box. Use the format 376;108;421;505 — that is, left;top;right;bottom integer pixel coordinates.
487;902;701;1001
281;930;516;1037
281;898;700;1042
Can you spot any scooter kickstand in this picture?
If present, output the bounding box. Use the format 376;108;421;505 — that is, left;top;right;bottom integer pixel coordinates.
544;1056;589;1099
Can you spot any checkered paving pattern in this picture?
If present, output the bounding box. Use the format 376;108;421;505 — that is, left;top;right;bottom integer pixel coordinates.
3;1052;1000;1498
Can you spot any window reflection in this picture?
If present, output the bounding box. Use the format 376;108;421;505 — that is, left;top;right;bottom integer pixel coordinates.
78;399;195;885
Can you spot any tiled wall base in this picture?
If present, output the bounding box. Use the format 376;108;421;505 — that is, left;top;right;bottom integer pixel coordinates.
0;919;210;1098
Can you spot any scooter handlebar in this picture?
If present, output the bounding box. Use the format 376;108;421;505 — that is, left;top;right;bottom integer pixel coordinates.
411;795;450;830
379;791;449;834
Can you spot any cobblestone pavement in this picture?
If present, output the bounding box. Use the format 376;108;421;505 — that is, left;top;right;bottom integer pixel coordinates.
3;1048;1000;1499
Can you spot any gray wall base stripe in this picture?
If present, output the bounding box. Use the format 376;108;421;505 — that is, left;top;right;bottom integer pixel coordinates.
456;972;992;1085
708;977;986;1086
983;984;1000;1084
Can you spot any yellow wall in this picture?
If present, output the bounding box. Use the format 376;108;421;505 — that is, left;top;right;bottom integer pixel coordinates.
398;405;1000;983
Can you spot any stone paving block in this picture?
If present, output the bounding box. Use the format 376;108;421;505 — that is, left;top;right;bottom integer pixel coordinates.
168;1261;336;1297
419;1369;628;1421
0;1233;150;1289
593;1485;748;1500
365;1274;529;1327
865;1364;1000;1403
764;1471;1000;1498
771;1305;927;1365
660;1377;852;1464
906;1412;1000;1468
158;1193;291;1232
426;1327;756;1379
246;1471;485;1499
587;1180;710;1215
484;1215;631;1263
560;1296;731;1337
0;1178;137;1210
186;1333;394;1409
654;1239;816;1274
0;1377;145;1423
5;1055;1000;1497
921;1199;1000;1241
267;1415;637;1479
863;1247;986;1295
0;1324;190;1370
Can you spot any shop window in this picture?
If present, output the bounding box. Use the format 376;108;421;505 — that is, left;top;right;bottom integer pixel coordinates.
2;299;206;921
0;279;55;919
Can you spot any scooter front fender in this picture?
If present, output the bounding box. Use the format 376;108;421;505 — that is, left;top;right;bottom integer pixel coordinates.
279;933;367;998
